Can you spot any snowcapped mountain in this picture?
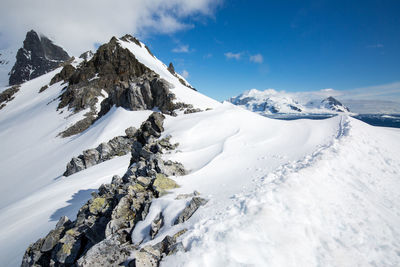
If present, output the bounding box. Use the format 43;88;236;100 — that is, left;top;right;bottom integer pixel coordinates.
9;30;70;86
0;32;399;267
0;48;16;88
229;88;351;114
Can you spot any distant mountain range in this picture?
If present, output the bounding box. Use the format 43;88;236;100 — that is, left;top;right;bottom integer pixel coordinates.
228;89;350;115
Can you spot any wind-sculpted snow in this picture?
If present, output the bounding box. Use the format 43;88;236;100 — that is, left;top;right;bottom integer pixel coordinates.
162;115;400;267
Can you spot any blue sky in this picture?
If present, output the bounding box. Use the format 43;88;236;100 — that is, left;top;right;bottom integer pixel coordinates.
140;0;400;101
1;0;399;102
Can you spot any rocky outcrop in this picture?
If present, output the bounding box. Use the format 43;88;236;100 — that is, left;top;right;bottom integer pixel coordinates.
22;112;203;266
52;35;179;137
174;197;208;225
9;30;70;85
0;85;20;110
63;135;133;176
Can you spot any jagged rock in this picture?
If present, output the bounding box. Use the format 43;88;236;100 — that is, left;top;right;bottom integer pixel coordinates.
50;64;76;85
175;191;200;200
184;108;202;114
0;85;20;110
41;216;72;252
111;175;122;185
82;148;100;168
21;238;46;267
64;135;132;176
152;173;179;196
64;157;85;176
39;85;48;93
77;234;134;267
59;114;96;138
156;160;186;176
9;30;70;85
105;195;136;237
150;212;164;239
174;197;208;225
52;35;179;137
167;242;185;255
137;176;151;188
134;245;161;267
167;62;175;74
125;126;138;138
79;50;94;61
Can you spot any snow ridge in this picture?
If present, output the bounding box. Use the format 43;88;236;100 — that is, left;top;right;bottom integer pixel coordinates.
163;116;400;267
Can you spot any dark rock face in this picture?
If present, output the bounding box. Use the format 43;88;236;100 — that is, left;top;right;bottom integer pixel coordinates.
9;30;70;85
57;36;174;114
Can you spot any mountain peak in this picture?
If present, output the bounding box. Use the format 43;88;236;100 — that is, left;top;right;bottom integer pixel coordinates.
9;30;70;85
321;96;350;112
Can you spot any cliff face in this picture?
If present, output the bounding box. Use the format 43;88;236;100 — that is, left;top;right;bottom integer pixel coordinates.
9;30;70;85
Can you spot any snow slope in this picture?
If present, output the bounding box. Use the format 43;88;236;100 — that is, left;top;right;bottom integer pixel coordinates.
159;112;400;267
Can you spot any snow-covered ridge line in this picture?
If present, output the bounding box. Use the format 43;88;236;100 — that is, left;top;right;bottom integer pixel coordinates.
229;88;351;114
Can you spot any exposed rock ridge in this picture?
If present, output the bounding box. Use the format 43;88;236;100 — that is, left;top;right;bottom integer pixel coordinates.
0;85;20;110
22;112;205;266
9;30;70;85
51;35;180;137
63;133;135;177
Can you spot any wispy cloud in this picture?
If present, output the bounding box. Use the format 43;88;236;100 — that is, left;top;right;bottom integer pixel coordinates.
0;0;222;55
203;53;213;59
249;54;263;63
172;44;190;53
224;52;242;60
181;70;189;79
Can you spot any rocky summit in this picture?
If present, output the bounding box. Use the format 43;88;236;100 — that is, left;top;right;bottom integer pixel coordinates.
9;30;70;86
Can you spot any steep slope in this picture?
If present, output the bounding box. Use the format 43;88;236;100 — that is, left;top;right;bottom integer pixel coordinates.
229;88;351;114
9;30;70;85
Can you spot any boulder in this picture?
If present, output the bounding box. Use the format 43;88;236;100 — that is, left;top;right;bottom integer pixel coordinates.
152;173;179;196
150;212;164;239
174;197;208;225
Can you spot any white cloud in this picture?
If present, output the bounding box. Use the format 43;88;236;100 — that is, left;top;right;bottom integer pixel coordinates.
0;0;222;55
172;45;190;53
203;53;213;59
224;52;242;60
181;70;189;79
249;54;263;63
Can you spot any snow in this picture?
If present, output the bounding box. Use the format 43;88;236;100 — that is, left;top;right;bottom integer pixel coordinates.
158;110;400;267
0;48;16;88
0;36;399;267
230;88;352;115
